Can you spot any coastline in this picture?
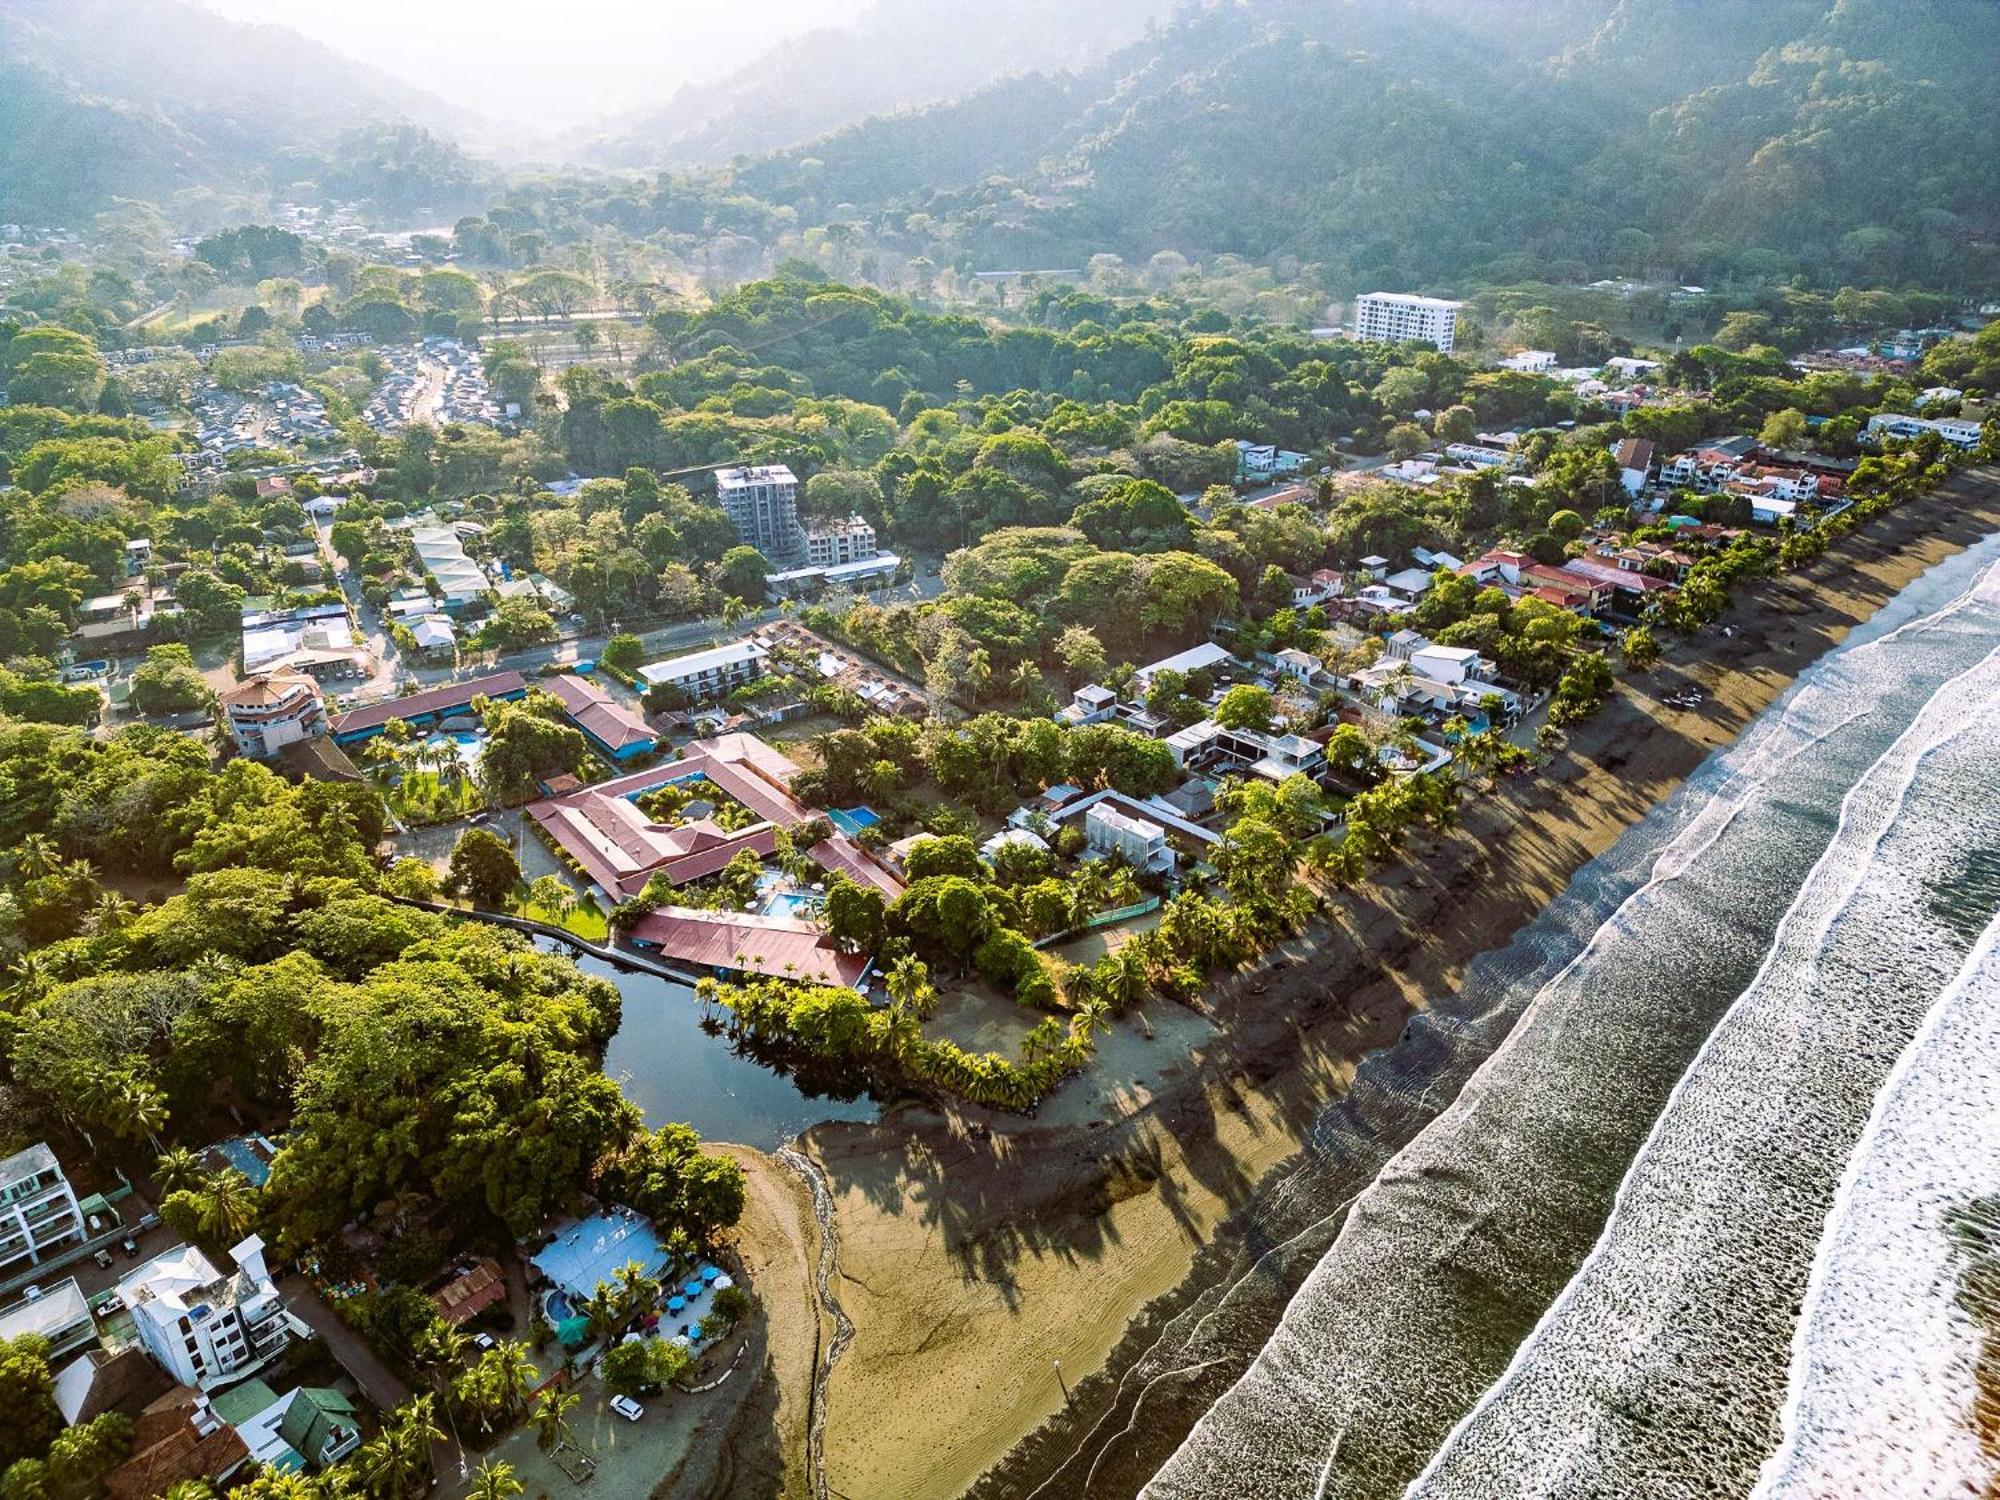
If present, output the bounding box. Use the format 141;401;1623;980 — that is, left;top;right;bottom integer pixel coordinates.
711;466;2000;1500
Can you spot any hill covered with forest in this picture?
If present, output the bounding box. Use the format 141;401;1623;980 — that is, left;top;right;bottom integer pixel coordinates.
706;0;2000;292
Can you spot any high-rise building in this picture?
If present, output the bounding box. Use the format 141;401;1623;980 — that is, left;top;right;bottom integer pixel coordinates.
0;1142;86;1275
715;465;806;562
804;516;878;569
1352;292;1463;352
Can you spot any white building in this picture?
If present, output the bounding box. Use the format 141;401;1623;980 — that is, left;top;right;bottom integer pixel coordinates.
409;527;489;610
1866;413;1983;449
716;465;806;562
0;1278;97;1361
639;639;771;701
0;1143;86;1275
1500;350;1557;373
1084;803;1174;874
219;674;327;759
1409;644;1489;686
1352;292;1462;353
804;516;878;569
1055;684;1118;728
120;1237;290;1389
1132;641;1236;692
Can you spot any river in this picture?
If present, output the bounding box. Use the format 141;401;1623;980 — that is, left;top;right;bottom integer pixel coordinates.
1145;529;2000;1498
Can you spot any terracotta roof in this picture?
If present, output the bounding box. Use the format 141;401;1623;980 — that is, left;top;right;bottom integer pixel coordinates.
541;673;655;754
430;1258;507;1327
331;670;529;736
809;835;907;900
625;907;869;987
106;1394;248;1500
220;672;320;709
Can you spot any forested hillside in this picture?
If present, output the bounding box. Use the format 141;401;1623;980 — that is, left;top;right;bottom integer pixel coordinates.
714;0;2000;290
0;0;485;219
579;0;1177;169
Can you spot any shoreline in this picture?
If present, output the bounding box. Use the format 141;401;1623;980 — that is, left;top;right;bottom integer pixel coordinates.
712;466;2000;1500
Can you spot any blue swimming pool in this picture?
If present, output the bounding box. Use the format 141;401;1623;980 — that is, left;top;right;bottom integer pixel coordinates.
828;807;881;836
763;891;820;920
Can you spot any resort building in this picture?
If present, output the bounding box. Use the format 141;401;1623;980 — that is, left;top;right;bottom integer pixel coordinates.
1;1142;87;1275
527;732;812;899
1132;641;1238;693
220;674;327;760
427;1259;507;1329
804;516;878;569
0;1277;98;1361
102;1388;249;1500
1351;292;1462;352
1055;684;1119;727
763;550;904;599
119;1237;290;1389
624;906;872;988
716;465;807;562
1084;803;1175;874
638;639;771;702
1166;721;1327;783
540;673;657;761
329;670;530;745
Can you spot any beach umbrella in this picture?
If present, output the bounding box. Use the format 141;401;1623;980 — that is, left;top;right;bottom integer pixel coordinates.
667;1296;686;1312
700;1266;720;1282
683;1280;703;1297
712;1274;734;1291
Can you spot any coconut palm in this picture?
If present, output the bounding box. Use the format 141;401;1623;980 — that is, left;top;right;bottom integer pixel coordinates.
202;1167;258;1243
1068;997;1113;1049
884;955;935;1019
610;1261;661;1321
467;1460;522;1500
88;890;135;935
531;1386;579;1452
13;832;58;879
414;1324;470;1389
487;1341;541;1420
154;1146;205;1196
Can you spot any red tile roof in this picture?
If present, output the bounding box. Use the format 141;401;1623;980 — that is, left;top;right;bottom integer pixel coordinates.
809;834;908;900
625;907;869;987
541;673;656;754
331;670;529;736
430;1258;507;1327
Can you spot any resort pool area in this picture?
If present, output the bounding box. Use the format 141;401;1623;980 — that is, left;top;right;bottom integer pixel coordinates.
827;806;881;837
762;890;821;920
421;730;485;771
545;1290;579;1322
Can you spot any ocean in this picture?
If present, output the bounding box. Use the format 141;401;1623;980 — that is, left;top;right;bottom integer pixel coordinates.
1141;530;2000;1499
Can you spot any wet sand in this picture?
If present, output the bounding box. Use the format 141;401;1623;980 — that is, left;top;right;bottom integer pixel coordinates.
713;467;2000;1500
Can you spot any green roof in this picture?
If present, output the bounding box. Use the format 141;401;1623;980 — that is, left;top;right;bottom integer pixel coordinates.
209;1378;282;1426
279;1387;358;1464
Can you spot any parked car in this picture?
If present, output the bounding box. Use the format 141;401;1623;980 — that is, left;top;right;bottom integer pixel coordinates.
471;1333;495;1352
121;1235;140;1258
93;1249;114;1270
608;1396;643;1423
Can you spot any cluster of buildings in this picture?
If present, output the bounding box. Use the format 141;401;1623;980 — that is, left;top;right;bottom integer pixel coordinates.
0;1143;356;1496
713;465;902;596
360;339;501;430
189;382;337;459
527;729;906;987
240;600;373;680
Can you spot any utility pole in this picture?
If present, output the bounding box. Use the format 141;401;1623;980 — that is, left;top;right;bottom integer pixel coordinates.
1053;1358;1070;1404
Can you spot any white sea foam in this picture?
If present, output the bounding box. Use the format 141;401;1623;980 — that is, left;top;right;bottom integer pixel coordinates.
1753;912;2000;1499
1146;540;2000;1500
1406;626;2000;1493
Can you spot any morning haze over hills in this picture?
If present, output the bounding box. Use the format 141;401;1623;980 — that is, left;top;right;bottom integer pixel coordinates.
2;3;1999;1500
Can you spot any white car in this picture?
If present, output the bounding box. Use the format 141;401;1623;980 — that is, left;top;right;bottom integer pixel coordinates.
608;1395;644;1422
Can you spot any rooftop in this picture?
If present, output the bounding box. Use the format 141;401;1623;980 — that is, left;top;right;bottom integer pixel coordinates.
0;1278;91;1344
716;464;798;491
0;1140;61;1189
329;670;528;737
540;673;655;754
625;906;870;988
530;1207;674;1301
639;639;770;685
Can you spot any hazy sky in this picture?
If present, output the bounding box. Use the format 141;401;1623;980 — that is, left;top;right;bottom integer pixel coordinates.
200;0;876;130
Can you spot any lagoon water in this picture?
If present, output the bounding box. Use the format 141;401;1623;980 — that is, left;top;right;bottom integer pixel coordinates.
575;952;880;1147
1145;532;2000;1499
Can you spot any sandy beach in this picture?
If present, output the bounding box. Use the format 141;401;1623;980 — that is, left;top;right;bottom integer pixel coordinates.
708;466;2000;1500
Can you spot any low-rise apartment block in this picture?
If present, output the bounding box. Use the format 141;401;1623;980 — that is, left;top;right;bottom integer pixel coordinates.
1;1142;86;1275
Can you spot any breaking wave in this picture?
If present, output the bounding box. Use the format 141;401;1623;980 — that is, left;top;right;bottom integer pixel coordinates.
1146;536;2000;1500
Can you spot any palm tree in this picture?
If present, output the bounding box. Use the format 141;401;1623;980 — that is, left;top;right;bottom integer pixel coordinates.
884;955;935;1018
467;1460;523;1500
4;950;49;1004
1069;997;1113;1049
450;1363;504;1436
88;890;135;935
610;1262;661;1322
111;1074;170;1150
202;1168;258;1243
13;832;58;879
531;1386;580;1452
414;1324;470;1390
154;1146;205;1196
487;1342;540;1421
